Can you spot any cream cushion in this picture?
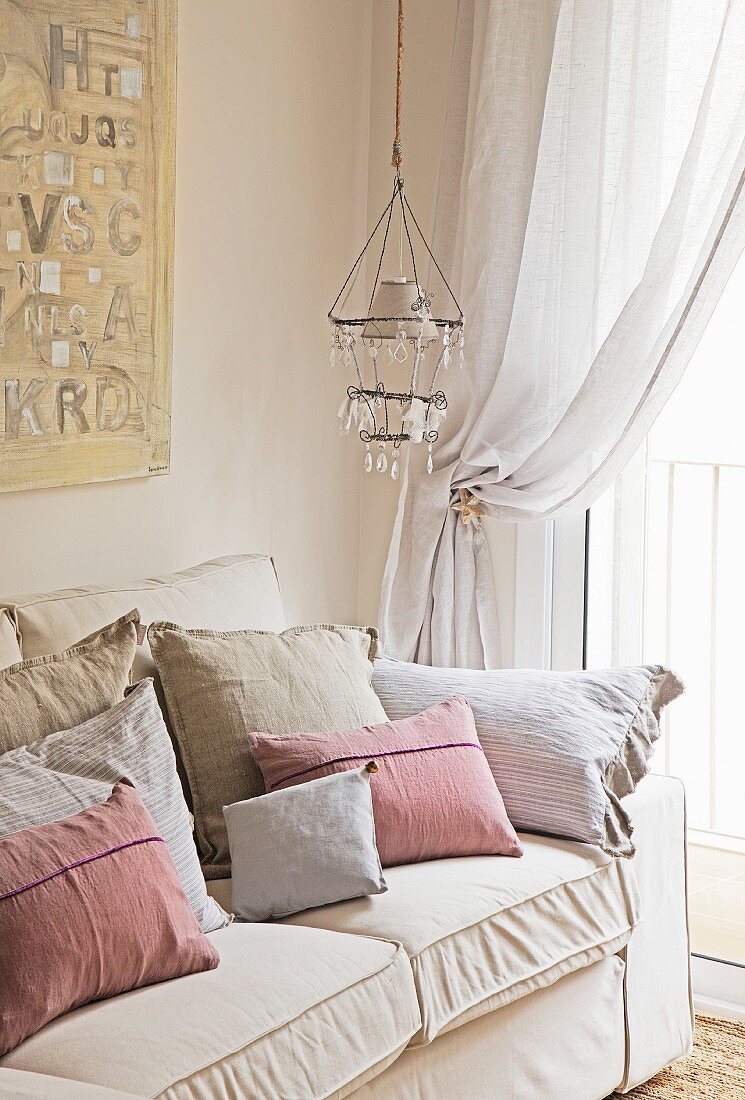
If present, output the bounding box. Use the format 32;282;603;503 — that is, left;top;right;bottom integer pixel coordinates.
0;610;21;669
280;834;641;1046
0;555;284;680
1;924;420;1100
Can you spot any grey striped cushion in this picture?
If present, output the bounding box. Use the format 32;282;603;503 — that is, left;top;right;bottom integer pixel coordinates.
372;659;684;856
0;678;228;933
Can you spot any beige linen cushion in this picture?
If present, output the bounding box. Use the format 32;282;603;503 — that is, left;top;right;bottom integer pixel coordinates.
0;612;138;757
148;623;387;879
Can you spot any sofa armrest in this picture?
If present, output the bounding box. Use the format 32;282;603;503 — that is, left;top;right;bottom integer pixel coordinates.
0;1069;142;1099
620;773;693;1092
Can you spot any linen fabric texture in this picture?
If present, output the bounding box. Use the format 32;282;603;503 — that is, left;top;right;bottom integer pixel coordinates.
0;679;228;933
248;695;523;867
372;658;684;856
0;780;219;1059
282;831;640;1046
225;767;386;922
0;611;138;757
148;622;387;879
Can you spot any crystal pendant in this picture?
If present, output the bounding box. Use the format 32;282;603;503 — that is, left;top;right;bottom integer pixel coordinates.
364;445;373;473
376;444;388;474
427;444;433;475
391;455;399;481
368;344;378;361
393;329;408;363
329;346;336;366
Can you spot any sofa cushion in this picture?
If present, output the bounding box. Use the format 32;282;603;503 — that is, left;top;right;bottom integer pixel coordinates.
0;780;219;1059
0;555;284;681
1;923;421;1100
281;833;641;1046
0;612;138;757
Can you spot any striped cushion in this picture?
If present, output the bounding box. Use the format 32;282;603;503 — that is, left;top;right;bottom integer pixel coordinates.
0;679;227;933
372;659;684;856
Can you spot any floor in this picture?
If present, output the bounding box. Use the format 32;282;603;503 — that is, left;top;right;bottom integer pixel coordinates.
689;844;745;966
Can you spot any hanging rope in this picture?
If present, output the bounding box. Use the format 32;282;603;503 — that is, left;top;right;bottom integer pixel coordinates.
392;0;404;168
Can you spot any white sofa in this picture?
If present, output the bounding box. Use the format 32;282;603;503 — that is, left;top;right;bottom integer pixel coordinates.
0;556;693;1100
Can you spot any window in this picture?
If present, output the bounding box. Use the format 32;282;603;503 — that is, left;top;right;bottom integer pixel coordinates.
586;249;745;981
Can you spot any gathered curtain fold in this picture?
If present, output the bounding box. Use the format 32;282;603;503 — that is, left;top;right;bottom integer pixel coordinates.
380;0;745;668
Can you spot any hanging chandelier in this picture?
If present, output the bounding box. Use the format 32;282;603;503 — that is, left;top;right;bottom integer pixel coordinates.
328;0;464;481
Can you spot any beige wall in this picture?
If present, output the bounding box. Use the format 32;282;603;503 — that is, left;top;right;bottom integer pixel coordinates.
0;1;373;628
0;1;517;661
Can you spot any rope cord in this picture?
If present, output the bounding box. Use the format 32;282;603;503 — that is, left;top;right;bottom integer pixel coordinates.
392;0;404;168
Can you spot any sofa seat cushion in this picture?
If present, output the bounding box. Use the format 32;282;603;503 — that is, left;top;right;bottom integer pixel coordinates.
281;833;642;1046
0;924;421;1100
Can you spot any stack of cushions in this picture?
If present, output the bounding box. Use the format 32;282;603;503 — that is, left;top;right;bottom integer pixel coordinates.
0;614;226;1058
146;622;389;878
247;695;524;867
0;595;684;1057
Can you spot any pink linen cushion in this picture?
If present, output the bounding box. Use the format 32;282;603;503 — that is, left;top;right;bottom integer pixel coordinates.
248;695;523;866
0;779;219;1058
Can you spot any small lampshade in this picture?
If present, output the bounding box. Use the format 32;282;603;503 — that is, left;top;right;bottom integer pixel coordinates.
364;278;439;341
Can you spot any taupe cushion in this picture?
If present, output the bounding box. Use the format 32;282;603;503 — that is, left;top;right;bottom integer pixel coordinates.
0;612;137;757
148;623;387;879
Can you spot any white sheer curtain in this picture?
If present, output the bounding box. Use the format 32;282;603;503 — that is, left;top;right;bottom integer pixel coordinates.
380;0;745;668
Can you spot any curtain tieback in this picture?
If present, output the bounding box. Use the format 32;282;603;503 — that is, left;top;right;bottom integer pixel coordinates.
451;489;485;527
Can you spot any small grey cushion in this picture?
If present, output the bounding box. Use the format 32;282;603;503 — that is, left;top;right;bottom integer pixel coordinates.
0;679;228;933
224;767;387;922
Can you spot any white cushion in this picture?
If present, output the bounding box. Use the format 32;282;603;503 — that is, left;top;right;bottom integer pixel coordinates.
1;924;421;1100
281;834;641;1045
0;610;21;669
0;555;284;680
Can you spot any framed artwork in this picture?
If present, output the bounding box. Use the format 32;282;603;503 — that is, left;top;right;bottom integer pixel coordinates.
0;0;176;493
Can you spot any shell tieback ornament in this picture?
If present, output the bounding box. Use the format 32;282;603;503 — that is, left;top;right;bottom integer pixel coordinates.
327;0;464;479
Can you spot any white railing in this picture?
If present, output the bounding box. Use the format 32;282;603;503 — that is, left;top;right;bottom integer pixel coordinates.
646;458;745;848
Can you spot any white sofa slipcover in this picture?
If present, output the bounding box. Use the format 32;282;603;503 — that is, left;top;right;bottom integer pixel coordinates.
0;556;692;1098
283;833;641;1044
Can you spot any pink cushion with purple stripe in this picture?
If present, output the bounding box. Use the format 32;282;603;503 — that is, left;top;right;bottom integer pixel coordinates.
0;780;219;1058
248;695;523;866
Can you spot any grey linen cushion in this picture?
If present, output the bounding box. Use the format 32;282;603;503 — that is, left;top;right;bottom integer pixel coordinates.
148;623;387;879
224;766;387;922
0;678;228;933
373;658;684;857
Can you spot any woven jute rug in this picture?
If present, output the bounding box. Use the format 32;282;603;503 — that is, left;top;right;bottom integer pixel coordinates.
610;1015;745;1099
